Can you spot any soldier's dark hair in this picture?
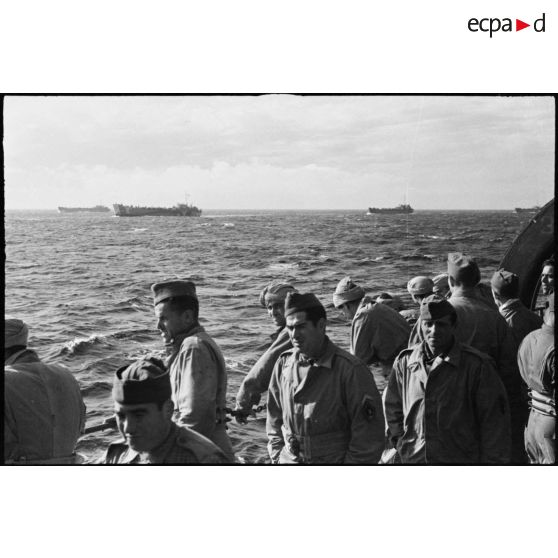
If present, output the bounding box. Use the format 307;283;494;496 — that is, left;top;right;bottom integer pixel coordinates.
543;257;554;268
304;304;327;326
166;295;199;321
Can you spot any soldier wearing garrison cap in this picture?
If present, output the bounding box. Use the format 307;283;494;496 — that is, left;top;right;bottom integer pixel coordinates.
266;292;385;464
332;276;410;393
151;279;234;461
104;357;230;464
445;253;527;462
4;318;86;464
491;269;542;351
400;276;435;326
384;295;511;464
234;281;296;423
517;294;555;464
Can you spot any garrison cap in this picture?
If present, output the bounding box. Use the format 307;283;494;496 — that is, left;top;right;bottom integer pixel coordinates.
112;357;172;405
5;318;29;348
285;292;325;317
490;269;519;296
151;280;197;305
419;294;457;322
332;277;365;308
259;282;296;308
407;276;434;296
447;252;481;286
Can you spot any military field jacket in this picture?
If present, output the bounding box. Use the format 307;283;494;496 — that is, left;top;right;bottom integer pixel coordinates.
166;325;232;457
267;338;385;464
448;292;523;410
4;349;86;463
518;324;555;414
104;423;231;464
351;297;411;365
235;327;292;412
384;340;511;464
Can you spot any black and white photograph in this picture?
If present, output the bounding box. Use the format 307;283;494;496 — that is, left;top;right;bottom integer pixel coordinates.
2;2;557;554
3;94;555;466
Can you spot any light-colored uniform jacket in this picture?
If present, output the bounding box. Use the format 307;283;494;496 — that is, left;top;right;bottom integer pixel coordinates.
517;323;555;464
104;423;231;464
166;325;234;460
4;349;86;464
267;338;385;464
385;340;511;464
235;327;292;412
351;296;411;365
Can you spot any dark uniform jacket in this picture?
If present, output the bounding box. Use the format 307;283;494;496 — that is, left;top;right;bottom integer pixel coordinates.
104;423;231;464
385;340;511;464
4;349;86;464
267;337;385;464
235;327;292;412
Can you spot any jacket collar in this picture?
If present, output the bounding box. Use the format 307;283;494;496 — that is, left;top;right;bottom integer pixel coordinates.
293;336;335;370
5;348;40;367
500;298;521;312
414;338;460;371
123;422;177;464
167;325;205;352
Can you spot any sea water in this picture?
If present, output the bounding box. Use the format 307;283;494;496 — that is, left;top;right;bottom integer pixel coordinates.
4;209;530;463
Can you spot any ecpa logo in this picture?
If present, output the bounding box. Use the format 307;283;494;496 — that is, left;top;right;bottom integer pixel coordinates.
468;13;546;38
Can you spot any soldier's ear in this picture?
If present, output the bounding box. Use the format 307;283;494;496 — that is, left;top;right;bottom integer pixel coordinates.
317;317;327;334
162;399;174;419
181;308;195;327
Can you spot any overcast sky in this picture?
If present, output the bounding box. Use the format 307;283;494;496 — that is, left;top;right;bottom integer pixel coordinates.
3;95;554;210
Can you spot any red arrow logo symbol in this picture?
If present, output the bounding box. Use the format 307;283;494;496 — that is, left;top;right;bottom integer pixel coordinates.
516;19;530;31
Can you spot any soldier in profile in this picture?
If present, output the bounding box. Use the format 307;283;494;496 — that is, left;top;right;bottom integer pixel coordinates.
151;279;234;460
104;357;230;464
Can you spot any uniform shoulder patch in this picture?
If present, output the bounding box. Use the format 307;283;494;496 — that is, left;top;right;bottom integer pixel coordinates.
361;394;377;422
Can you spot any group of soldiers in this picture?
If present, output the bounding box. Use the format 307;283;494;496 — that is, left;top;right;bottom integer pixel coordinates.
3;253;555;465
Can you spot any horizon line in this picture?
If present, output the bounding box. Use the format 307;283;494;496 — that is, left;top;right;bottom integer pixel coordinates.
5;207;539;212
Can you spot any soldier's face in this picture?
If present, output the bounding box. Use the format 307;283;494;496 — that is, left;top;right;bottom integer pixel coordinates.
541;265;554;295
115;400;172;452
286;311;326;358
155;302;193;343
267;301;286;327
421;315;454;356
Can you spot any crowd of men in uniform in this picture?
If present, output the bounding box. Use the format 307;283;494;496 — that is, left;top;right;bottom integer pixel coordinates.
3;253;555;465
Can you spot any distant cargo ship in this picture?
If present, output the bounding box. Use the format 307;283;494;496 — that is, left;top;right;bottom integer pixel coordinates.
514;206;540;215
366;204;414;215
58;205;111;213
113;203;202;217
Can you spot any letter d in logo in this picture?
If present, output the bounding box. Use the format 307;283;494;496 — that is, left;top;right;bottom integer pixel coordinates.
534;13;546;32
